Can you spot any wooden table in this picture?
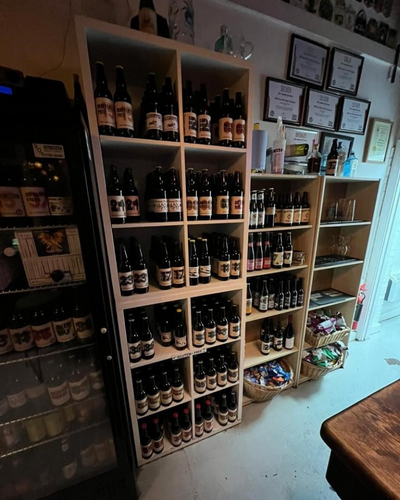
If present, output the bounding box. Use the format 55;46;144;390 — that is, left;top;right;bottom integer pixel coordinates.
321;380;400;500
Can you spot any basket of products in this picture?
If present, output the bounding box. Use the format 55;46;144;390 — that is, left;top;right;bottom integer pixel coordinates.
244;360;293;402
301;342;346;379
305;310;350;348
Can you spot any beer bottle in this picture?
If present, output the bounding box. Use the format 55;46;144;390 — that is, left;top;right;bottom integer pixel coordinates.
246;282;252;316
94;61;115;136
172;366;184;402
297;277;304;307
186;168;198;221
206;357;217;390
268;278;276;310
197;83;211;145
0;165;26;222
141;315;155;360
198;169;212;220
293;192;302;225
45;162;74;219
291;278;298;308
132;243;149;294
145;73;163;140
72;301;94;344
183;80;197;143
172;240;185;288
194;359;206;394
147;374;161;411
170;412;182;447
147;166;168;222
228;391;238;422
46;358;71;407
260;325;271;355
199;238;211;284
218;394;229;426
192;310;205;348
160;371;172;406
167;168;182;221
229;304;241;339
158;242;172;290
159;306;173;347
68;354;91;402
152;418;164;454
249;190;258;229
31;308;57;348
8;312;34;352
107;165;126;224
60;438;78;480
284;314;295;350
229;171;243;219
218;88;233;147
118;242;134;296
182;408;192;443
257;190;265;229
233;92;246;148
276;281;284;311
228;351;239;383
217;354;227;387
283;193;294;227
214;170;229;220
162;77;179;141
255;232;263;271
274;321;283;351
284;279;291;309
174;308;187;350
126;315;142;363
259;280;269;312
211;94;221;144
189;239;199;286
263;233;271;269
326;139;339;176
283;232;293;268
0;314;13;355
230;237;241;280
203;399;214;433
205;308;217;345
247;233;255;272
217;306;229;342
301;192;310;225
20;162;50;219
123;168;140;223
217;237;230;281
195;403;204;437
135;379;148;416
265;188;276;228
114;65;134;137
272;232;284;269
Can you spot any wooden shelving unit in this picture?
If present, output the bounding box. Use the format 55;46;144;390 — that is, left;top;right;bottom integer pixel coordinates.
76;16;253;466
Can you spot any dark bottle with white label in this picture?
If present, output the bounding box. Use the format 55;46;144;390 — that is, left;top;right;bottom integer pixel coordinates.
151;418;164;454
233;92;246;148
218;394;229;426
291;279;298;308
228;351;239;383
8;312;34;352
253;278;261;310
0;315;13;355
293;192;302;226
217;306;229;342
146;166;168;222
123;168;140;223
283;193;294;227
31;309;56;348
203;399;214;432
46;358;71;407
230;238;241;279
186;168;198;221
174;308;187;350
195;403;204;437
60;438;78;481
68;354;90;402
172;367;184;402
197;83;211;145
283;232;293;268
217;237;230;281
158;242;172;290
194;360;206;394
229;304;241;339
145;73;162;140
217;354;227;387
183;80;197;143
276;281;284;311
230;171;243;219
268;278;275;310
0;166;26;223
266;188;276;228
126;315;141;363
193;310;205;348
140;423;153;459
199;238;211;284
72;302;94;344
263;234;271;269
160;370;172;406
247;233;255;272
20;162;50;220
166;168;182;221
147;374;161;411
170;412;183;447
284;280;291;310
205;309;217;345
218;88;233;147
214;170;229;220
255;232;263;271
297;278;304;307
114;65;134;137
162;77;179;141
107;165;125;224
46;162;74;219
199;169;212;220
206;357;217;390
246;282;252;316
172;241;185;288
326;139;339;175
189;239;199;286
275;193;284;225
141;316;155;360
6;365;28;419
249;190;258;229
132;243;149;294
257;190;265;229
118;243;134;296
94;61;115;136
301;192;310;225
284;314;295;350
228;391;238;422
274;321;283;351
272;232;284;269
260;325;271;355
135;378;148;416
259;280;269;312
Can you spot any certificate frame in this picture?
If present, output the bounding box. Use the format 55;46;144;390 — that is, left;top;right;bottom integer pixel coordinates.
327;48;364;96
303;88;340;131
286;34;330;89
363;118;393;164
337;97;371;135
263;77;305;126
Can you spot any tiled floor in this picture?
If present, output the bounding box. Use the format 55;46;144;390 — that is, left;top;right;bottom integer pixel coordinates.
137;324;400;500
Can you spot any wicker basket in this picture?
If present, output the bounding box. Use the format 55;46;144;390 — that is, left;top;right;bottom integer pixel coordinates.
301;352;344;380
305;326;351;348
243;360;293;402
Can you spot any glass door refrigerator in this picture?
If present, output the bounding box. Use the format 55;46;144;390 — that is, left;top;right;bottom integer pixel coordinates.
0;69;137;500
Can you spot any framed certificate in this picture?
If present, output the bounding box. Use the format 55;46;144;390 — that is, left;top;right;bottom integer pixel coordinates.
327;49;364;96
363;118;393;163
287;34;329;88
304;89;340;130
264;77;305;125
337;97;370;135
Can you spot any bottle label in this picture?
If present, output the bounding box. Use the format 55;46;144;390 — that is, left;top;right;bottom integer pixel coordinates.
259;296;268;311
326;159;339;175
274;337;283;349
247;258;255;272
128;341;142;361
159;267;172;287
199;196;212;216
285;336;295;349
172;384;184;401
9;326;35;351
268;294;275;310
293;208;302;224
148;392;161;410
298;294;304;306
253;291;260;308
217;371;227;386
195;422;204;437
150;198;168;214
153;437;164;453
195;377;206;393
160;330;173;344
108;195;126;219
175;335;187;349
204;418;213;432
115;101;134;130
48;381;70;406
146;112;163;132
133;269;149;290
218;411;229;425
187;196;198;217
119;271;134;292
125;195;140;217
141;441;153;459
31;321;56;348
257;211;264;227
20;187;50;216
141;338;155;357
206;374;217;390
275;209;282;224
198;114;211;139
184;112;197;138
73;314;94;340
0;328;13;354
283;208;294;225
246;298;252;314
228;407;238;422
301;208;310;223
48;196;74;216
95;97;115;128
233;118;245;142
263;256;271;269
216;195;229;215
193;329;205;346
172;266;185;286
0;186;26;217
218;260;230;279
284;250;293;266
168;198;182;213
7;389;26;408
135;397;148;415
69;375;90;401
255;257;263;270
171;431;182;446
63;461;78;480
205;327;216;343
200;264;211;278
89;370;104;390
228;367;238;382
217;325;229;341
230;196;243;216
229;321;240;338
230;259;240;277
219;117;233;141
163;114;179;134
273;251;283;267
189;266;199;279
261;341;271;354
161;388;172;406
182;428;192;442
250;212;258;227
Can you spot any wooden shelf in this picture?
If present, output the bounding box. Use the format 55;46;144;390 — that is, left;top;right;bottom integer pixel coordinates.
247;264;308;278
244;341;298;369
251;173;318;180
193;380;239;400
112;221;183;229
325;177;379;183
192;336;241;356
314;260;363;272
249;225;312;232
100;135;180;155
136;390;191;420
130;339;192;369
308;296;356;312
245;305;303;323
185;143;247;162
188;219;243;226
319;221;371;228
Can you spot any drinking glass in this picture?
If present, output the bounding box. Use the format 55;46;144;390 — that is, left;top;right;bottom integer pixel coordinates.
224;33;253;60
169;0;195;44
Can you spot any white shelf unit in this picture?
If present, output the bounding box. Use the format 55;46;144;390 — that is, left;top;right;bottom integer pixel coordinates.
76;16;253;466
